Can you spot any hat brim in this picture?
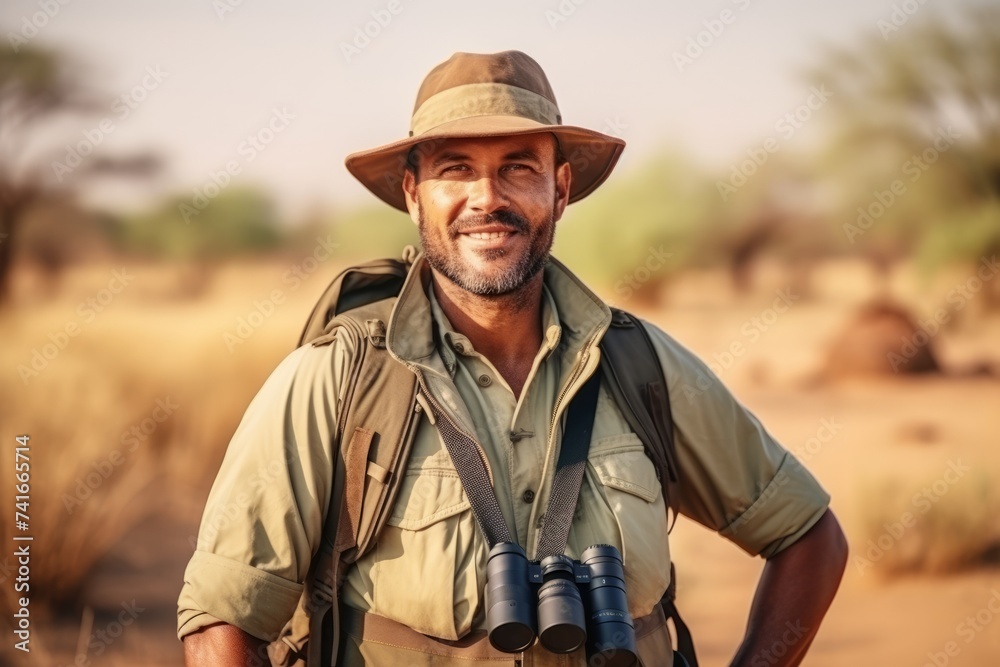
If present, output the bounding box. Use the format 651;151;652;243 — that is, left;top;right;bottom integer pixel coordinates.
344;115;626;212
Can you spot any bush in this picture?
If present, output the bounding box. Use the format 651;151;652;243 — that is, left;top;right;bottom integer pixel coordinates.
113;187;285;259
854;467;1000;577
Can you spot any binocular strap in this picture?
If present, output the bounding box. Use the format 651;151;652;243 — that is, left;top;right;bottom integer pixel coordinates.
426;370;602;556
534;372;601;559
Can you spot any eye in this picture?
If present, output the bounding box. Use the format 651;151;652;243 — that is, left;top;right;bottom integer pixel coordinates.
504;163;531;172
442;164;468;173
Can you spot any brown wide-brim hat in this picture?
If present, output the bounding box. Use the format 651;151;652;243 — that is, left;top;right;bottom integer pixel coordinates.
345;50;626;212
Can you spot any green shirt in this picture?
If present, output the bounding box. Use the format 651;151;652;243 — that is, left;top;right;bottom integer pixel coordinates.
177;255;830;665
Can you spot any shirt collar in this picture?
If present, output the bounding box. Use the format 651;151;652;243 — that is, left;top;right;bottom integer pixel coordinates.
428;279;562;369
385;254;611;377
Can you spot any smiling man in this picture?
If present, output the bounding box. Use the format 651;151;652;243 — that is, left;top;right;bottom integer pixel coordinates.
178;51;847;666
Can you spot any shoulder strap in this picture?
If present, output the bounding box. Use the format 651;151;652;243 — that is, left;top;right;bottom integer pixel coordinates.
598;308;679;518
598;307;699;667
296;245;418;347
319;298;421;563
292;293;423;666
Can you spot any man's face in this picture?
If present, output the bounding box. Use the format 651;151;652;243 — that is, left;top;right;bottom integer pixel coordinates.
402;133;571;296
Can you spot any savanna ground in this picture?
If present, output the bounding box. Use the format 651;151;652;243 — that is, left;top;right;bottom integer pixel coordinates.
1;254;999;666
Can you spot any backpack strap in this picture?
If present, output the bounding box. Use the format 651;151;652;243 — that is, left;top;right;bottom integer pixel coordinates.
598;308;679;519
278;295;422;666
599;307;699;667
296;245;418;347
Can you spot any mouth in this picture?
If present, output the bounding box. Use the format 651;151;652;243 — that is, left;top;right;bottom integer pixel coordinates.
465;230;514;240
456;225;520;249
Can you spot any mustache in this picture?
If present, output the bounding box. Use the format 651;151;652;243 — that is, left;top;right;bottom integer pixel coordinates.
449;210;530;236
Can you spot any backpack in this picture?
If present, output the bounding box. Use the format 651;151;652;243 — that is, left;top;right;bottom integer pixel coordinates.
271;247;698;667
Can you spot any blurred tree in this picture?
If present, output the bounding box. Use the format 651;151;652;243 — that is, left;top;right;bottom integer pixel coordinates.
553;151;715;305
112;186;285;297
116;187;284;260
327;204;417;261
0;43;159;303
807;6;1000;283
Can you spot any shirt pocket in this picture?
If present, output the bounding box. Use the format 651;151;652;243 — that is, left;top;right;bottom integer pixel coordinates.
371;465;483;641
582;433;671;620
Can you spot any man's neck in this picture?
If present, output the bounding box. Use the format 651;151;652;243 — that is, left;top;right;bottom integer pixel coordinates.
430;269;545;398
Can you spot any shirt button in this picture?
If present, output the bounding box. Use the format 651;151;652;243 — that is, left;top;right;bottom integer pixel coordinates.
454;342;465;353
536;512;545;527
522;489;535;503
477;374;492;387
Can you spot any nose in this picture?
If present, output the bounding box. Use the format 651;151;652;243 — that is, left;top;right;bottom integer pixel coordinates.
467;175;510;214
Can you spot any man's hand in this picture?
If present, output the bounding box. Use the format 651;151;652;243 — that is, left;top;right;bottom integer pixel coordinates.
729;508;848;667
183;622;270;666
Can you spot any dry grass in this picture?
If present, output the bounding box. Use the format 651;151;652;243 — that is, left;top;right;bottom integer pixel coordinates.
855;468;1000;577
0;260;317;623
3;256;1000;666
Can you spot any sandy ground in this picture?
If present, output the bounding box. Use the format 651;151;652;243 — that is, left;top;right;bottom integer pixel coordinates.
3;258;999;666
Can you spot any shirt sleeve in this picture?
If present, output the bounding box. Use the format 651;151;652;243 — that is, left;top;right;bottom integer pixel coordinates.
643;321;830;559
177;333;355;641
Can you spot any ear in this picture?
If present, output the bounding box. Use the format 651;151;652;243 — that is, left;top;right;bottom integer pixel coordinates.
552;160;572;223
402;168;420;226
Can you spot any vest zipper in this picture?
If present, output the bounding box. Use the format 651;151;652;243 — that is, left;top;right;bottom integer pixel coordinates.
408;366;495;484
546;330;602;449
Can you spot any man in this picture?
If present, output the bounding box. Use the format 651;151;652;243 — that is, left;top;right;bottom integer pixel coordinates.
178;51;847;666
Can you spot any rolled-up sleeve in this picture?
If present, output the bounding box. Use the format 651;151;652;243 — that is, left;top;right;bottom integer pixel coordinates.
177;334;354;641
643;322;830;559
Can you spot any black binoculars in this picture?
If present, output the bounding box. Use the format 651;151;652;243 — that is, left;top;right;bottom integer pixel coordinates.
485;542;637;666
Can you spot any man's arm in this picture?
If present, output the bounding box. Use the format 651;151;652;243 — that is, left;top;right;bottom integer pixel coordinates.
729;508;848;667
177;339;353;654
183;622;270;666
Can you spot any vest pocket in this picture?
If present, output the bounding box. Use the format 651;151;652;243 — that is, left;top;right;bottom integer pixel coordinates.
586;434;671;621
371;468;480;641
388;468;471;529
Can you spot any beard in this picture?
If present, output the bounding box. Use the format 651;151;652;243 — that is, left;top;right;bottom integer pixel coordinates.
417;199;556;297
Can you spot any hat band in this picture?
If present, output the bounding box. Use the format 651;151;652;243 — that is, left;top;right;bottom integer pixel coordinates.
409;83;561;136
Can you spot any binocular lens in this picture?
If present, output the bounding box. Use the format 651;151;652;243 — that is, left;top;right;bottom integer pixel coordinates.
486;543;536;652
582;545;637;667
485;542;636;664
537;556;587;653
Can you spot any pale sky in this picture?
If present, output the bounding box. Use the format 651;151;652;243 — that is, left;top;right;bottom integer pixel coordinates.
1;0;988;219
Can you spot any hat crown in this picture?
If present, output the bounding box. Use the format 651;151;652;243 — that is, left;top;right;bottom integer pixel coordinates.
344;50;625;212
413;51;559;115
